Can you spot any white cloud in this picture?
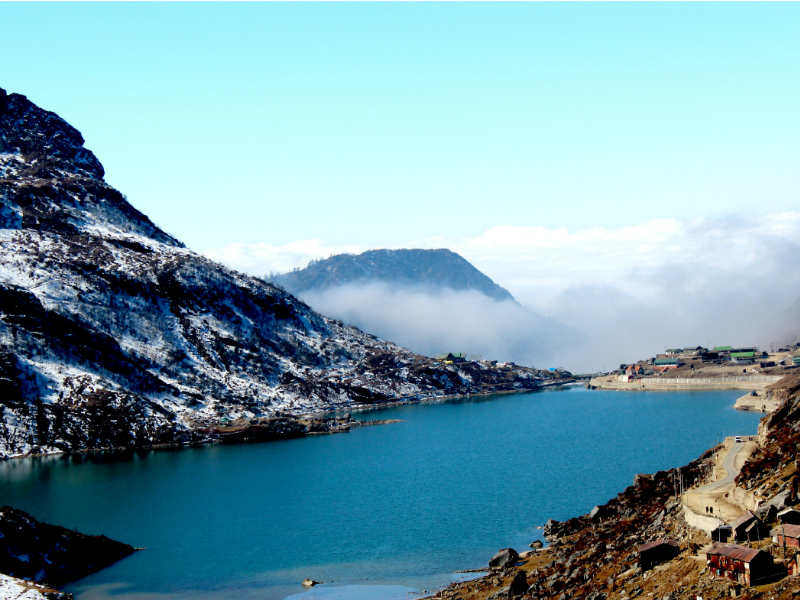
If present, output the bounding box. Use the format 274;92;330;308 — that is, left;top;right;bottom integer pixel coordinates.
202;211;800;371
203;239;363;277
300;282;577;369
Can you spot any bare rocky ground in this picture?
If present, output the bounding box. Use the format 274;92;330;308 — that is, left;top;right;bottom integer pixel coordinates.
425;375;800;600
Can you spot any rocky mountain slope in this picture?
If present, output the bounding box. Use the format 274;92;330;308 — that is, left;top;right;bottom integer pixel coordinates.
0;88;568;459
0;506;134;587
272;248;516;301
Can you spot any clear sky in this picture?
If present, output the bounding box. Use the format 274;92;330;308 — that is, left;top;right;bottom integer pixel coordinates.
2;2;799;259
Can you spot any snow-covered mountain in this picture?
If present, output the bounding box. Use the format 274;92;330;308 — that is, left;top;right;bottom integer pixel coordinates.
0;88;564;458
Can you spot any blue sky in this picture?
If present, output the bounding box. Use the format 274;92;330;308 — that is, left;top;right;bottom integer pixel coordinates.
2;3;799;263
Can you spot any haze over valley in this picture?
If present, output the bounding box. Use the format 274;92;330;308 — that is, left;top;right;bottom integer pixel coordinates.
211;217;800;373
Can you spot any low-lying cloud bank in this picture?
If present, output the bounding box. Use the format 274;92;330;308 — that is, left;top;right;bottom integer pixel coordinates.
205;212;800;372
299;282;578;370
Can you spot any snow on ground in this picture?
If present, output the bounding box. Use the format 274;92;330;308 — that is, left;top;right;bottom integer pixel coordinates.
0;574;69;600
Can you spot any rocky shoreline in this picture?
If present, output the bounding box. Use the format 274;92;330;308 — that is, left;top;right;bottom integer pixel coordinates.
2;381;575;462
0;507;135;600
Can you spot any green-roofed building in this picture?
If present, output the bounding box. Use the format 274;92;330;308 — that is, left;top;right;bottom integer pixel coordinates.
713;346;733;352
654;358;680;366
731;351;755;359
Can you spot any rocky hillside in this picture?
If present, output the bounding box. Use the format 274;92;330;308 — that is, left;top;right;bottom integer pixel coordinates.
736;375;800;502
428;376;800;600
0;506;134;587
0;88;569;459
271;248;516;301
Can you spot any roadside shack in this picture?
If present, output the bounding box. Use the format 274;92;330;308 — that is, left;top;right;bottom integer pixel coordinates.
706;543;775;586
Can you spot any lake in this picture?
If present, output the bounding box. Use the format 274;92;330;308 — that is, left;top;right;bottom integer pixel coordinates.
0;386;761;599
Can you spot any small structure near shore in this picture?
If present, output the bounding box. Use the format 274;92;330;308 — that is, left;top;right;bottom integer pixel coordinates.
638;539;679;570
778;508;800;525
731;511;768;542
772;524;800;549
711;524;733;543
705;543;775;586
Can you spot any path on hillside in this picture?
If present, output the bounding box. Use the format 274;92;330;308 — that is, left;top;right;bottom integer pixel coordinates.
683;437;755;528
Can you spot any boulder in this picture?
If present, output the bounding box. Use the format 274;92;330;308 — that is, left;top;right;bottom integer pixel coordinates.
302;579;320;587
509;570;528;595
543;519;560;536
529;539;544;549
589;505;603;520
489;547;520;570
634;473;654;490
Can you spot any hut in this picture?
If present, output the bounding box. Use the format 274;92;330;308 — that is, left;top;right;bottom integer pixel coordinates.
731;511;768;542
778;508;800;525
711;524;733;543
706;543;775;586
638;539;679;570
772;524;800;549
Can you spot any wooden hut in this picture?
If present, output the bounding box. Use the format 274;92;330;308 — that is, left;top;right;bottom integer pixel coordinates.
778;508;800;525
731;511;768;542
638;539;679;570
706;543;775;586
772;524;800;549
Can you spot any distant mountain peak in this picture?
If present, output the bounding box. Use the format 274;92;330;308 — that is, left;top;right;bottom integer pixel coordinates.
272;248;515;302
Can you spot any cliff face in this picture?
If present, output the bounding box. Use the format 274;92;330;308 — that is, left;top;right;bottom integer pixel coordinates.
0;88;566;459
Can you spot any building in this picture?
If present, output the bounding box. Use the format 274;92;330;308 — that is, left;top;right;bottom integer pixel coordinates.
638;539;679;570
772;524;800;549
653;358;680;373
625;364;645;377
439;352;467;364
778;508;800;525
730;351;756;364
731;511;768;542
705;543;775;586
711;524;733;543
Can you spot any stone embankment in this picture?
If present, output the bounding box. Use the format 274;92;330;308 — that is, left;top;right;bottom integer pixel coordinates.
589;374;782;392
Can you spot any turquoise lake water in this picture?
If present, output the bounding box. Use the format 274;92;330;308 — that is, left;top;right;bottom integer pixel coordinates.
0;387;761;599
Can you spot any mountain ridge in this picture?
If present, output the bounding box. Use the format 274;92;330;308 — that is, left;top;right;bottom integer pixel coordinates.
272;248;516;302
0;88;566;459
